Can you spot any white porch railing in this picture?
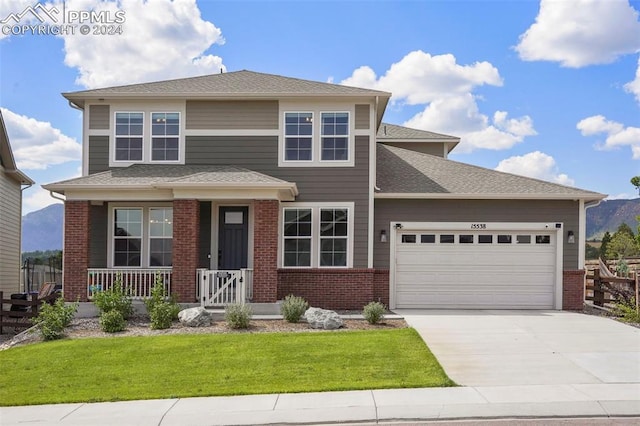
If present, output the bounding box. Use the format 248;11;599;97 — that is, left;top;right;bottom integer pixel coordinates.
197;268;253;307
87;268;172;300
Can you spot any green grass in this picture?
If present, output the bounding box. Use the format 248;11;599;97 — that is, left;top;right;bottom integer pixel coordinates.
0;329;454;406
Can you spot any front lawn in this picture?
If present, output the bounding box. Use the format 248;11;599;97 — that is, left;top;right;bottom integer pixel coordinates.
0;328;454;406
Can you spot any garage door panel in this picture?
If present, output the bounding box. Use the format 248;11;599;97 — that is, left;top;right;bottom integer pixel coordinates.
394;227;557;309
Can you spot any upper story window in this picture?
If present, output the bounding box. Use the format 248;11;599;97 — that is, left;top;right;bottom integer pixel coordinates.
115;112;143;161
321;112;349;161
151;113;180;161
280;109;353;167
284;112;313;161
112;111;181;165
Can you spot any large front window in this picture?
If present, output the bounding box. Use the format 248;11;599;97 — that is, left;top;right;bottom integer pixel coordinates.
112;206;173;268
151;112;180;161
115;112;143;161
282;205;351;268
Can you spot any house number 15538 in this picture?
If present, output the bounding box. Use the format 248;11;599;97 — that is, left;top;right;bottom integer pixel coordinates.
471;223;487;229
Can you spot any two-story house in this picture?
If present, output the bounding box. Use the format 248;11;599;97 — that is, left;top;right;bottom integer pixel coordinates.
44;70;605;311
0;110;34;295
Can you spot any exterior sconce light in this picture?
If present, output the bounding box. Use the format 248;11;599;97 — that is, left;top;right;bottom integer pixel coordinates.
380;229;387;243
567;230;575;244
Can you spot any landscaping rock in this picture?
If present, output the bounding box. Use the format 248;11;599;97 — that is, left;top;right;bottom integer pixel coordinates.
304;307;344;330
178;307;212;327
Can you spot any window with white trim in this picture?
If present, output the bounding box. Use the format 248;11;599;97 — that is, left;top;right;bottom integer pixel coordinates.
149;208;173;267
282;205;352;268
113;208;142;266
115;112;143;161
321;112;349;161
283;208;312;267
112;206;173;268
284;112;313;161
319;208;348;266
151;112;180;161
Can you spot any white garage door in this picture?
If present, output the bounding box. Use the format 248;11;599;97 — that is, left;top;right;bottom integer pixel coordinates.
393;223;560;309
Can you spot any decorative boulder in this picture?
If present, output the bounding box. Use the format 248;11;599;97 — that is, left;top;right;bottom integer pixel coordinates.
178;307;212;327
304;307;344;330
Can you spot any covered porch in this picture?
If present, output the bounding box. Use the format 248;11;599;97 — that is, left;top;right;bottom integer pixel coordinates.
42;164;297;306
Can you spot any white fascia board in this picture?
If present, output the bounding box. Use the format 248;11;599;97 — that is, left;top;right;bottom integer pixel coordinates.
377;138;458;143
172;187;295;201
64;189;174;201
393;221;564;232
374;192;605;201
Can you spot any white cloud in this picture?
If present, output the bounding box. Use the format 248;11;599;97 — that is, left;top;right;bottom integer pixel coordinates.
1;108;81;170
341;51;535;152
495;151;575;186
23;187;63;214
58;0;225;88
577;115;640;158
625;57;640;103
516;0;640;68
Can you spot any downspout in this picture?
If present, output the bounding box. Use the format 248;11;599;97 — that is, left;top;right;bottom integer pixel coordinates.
581;199;603;270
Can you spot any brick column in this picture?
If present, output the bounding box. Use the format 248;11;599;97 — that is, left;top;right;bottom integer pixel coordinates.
63;201;90;301
563;269;585;310
253;200;279;302
172;199;200;302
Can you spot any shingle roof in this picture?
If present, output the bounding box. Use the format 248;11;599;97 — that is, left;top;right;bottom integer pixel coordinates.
43;164;295;190
63;70;391;99
377;123;459;141
376;144;605;200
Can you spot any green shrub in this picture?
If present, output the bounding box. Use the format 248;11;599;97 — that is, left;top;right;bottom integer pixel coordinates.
615;298;640;323
280;294;309;323
144;273;180;321
32;296;78;340
93;275;133;320
225;303;252;329
150;302;175;330
100;310;126;333
363;301;386;325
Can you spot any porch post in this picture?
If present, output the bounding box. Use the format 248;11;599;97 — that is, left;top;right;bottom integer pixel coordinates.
172;199;200;302
253;200;279;302
63;200;90;301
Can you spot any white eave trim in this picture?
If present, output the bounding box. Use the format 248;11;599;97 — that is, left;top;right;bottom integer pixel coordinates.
374;192;606;201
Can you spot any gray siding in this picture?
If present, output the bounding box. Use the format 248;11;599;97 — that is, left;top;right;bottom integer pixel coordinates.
374;199;580;270
199;201;212;268
186;135;370;268
89;105;110;130
0;167;22;293
354;104;370;129
88;136;109;174
90;204;108;268
383;142;446;158
186;101;278;130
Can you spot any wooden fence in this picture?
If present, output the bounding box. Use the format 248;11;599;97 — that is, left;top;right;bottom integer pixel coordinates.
0;291;60;334
585;269;638;312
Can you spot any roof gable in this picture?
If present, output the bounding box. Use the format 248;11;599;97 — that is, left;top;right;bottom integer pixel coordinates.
376;144;605;201
0;111;34;185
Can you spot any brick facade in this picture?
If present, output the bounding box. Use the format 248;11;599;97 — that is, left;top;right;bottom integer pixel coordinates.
63;201;90;301
172;199;200;302
373;269;390;307
252;200;279;302
278;268;383;310
562;269;585;311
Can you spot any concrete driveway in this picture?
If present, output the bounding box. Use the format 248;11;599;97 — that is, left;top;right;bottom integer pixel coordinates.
397;310;640;387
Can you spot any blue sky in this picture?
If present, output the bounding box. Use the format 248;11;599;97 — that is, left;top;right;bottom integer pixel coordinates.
1;0;639;213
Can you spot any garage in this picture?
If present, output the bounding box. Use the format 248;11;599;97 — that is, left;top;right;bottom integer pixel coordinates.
391;222;563;310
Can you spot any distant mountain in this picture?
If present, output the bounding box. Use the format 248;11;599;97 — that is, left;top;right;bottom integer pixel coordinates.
22;203;63;252
586;198;640;240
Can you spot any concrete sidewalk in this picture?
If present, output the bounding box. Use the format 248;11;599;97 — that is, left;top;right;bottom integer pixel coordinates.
2;384;639;425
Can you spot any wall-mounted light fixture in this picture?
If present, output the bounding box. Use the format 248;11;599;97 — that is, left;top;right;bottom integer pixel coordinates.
567;230;575;244
380;229;387;243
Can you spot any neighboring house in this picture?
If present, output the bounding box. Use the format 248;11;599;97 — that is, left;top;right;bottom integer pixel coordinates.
0;111;34;295
43;70;606;311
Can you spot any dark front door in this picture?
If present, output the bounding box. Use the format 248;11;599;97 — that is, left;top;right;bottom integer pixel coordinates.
218;206;249;270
